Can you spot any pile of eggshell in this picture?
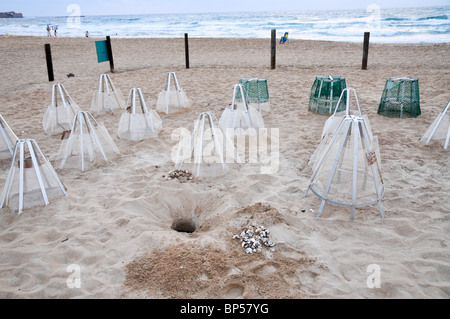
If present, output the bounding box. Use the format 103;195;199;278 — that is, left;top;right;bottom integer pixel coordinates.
233;224;275;254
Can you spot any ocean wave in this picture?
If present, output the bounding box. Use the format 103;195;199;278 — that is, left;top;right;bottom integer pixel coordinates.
0;6;448;43
383;17;408;21
418;15;448;20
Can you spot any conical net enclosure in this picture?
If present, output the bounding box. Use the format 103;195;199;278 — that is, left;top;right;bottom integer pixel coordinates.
378;77;420;118
173;112;237;177
1;139;67;214
57;111;120;171
308;76;347;115
0;114;18;159
219;84;265;134
91;74;126;114
156;72;190;114
43;83;82;135
307;88;384;219
118;88;162;141
420;100;450;149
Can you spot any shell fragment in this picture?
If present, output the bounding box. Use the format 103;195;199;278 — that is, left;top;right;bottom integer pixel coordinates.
233;223;275;254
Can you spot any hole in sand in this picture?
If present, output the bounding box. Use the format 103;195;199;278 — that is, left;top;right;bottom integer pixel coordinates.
171;218;197;233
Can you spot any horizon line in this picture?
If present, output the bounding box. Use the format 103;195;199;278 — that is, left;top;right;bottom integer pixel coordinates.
15;4;450;18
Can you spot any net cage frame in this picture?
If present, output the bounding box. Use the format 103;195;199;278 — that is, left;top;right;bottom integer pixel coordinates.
306;88;385;220
219;83;265;133
308;75;347;115
58;111;120;172
156;72;190;115
236;78;270;114
118;87;162;141
91;73;126;114
0;114;19;159
174;111;237;178
377;77;421;118
43;83;82;135
0;138;67;214
420;100;450;149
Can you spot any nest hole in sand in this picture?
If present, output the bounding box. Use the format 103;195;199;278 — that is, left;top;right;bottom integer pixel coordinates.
171;217;198;233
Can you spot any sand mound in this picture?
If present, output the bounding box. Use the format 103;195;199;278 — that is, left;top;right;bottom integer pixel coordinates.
125;242;318;299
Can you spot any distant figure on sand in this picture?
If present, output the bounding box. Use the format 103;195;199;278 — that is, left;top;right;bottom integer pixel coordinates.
54;26;58;37
85;31;89;37
46;25;51;37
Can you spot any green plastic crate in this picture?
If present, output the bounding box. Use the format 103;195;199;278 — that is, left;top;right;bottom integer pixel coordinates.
378;77;420;118
308;76;347;115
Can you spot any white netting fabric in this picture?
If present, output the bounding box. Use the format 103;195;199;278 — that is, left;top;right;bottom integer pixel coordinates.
308;118;384;207
91;74;126;114
173;112;238;177
156;72;190;114
1;139;67;214
420;101;450;149
43;83;82;135
57;111;120;171
118;88;162;141
307;88;384;219
219;84;265;134
0;114;18;159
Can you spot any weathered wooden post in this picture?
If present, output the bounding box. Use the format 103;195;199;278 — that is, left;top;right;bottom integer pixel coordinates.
105;36;115;73
185;33;190;69
362;32;370;70
44;43;54;81
271;29;276;69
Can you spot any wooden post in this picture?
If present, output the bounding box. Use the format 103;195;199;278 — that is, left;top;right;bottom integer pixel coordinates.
105;36;115;73
271;29;276;69
185;33;190;69
362;32;370;70
44;44;54;82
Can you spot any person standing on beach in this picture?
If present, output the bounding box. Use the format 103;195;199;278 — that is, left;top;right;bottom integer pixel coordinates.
85;31;89;37
46;25;51;37
54;25;58;37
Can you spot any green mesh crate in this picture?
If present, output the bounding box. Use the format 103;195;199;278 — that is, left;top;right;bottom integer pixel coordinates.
378;77;420;118
308;76;347;114
235;78;270;114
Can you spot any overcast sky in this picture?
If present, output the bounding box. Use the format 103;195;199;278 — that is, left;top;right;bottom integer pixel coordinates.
1;0;449;16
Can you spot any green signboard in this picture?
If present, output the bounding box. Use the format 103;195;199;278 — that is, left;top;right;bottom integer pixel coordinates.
95;40;109;63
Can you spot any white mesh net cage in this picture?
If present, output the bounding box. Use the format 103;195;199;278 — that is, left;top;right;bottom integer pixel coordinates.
420;100;450;150
219;83;265;134
118;88;162;141
0;139;67;214
0;114;18;159
91;74;126;114
306;88;384;220
173;112;238;178
43;83;82;135
57;111;120;171
156;72;190;114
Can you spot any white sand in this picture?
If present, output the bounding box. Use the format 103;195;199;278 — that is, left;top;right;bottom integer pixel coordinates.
0;36;448;298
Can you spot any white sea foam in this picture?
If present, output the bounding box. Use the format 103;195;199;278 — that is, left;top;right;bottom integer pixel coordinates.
0;6;448;43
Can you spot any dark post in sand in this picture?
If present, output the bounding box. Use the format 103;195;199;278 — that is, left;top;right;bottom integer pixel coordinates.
271;29;276;69
44;43;54;81
362;32;370;70
185;33;190;69
106;36;115;73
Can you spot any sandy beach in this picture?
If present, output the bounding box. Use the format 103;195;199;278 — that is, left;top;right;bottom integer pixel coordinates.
0;35;449;299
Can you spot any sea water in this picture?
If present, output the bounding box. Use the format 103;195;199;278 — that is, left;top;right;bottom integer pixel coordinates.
0;5;449;43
